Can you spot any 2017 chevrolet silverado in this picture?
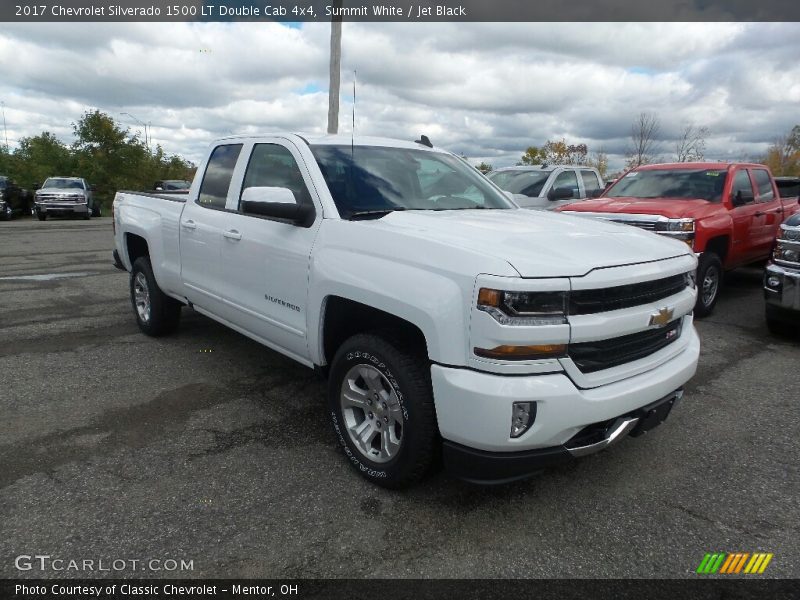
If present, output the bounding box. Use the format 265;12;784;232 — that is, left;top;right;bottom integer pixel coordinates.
113;134;700;488
764;212;800;333
34;177;99;220
560;162;794;317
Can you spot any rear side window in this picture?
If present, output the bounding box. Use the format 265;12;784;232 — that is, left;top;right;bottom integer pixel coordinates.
198;144;243;209
552;170;580;198
580;170;602;196
730;170;754;205
752;169;775;201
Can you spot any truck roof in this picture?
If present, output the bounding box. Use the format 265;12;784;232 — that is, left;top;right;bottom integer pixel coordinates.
634;162;767;171
214;133;439;152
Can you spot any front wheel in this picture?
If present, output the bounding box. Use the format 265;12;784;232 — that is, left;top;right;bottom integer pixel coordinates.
328;333;437;489
694;253;723;318
36;211;46;221
129;257;182;336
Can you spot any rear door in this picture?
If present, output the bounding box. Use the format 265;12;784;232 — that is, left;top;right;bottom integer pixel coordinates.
218;139;322;361
751;168;783;259
179;143;243;312
727;168;763;266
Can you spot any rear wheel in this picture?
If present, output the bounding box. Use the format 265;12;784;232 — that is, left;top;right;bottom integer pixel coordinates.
36;211;46;221
328;332;437;489
130;257;182;336
694;253;723;318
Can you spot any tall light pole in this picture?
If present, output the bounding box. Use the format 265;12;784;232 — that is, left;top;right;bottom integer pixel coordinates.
1;101;8;151
120;111;149;150
327;0;343;134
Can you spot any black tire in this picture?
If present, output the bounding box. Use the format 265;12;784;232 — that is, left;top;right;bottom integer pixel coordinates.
328;332;437;489
92;203;102;217
37;212;46;221
694;253;723;318
129;256;182;336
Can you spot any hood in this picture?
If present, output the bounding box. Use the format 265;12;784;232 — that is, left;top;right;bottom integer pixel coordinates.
563;196;718;220
366;209;691;278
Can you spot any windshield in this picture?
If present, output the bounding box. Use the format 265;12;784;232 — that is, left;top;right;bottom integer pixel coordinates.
487;170;551;197
310;145;514;218
607;168;728;201
43;178;84;190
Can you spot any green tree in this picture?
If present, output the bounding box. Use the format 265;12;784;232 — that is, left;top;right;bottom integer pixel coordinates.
13;132;74;190
476;161;493;173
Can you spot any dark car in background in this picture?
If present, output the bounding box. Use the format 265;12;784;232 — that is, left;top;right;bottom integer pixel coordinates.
153;179;191;193
0;176;33;219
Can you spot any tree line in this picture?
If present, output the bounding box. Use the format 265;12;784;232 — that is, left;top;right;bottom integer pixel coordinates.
481;113;799;179
0;110;195;207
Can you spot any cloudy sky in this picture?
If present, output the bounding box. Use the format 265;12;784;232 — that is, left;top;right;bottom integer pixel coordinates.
1;21;799;171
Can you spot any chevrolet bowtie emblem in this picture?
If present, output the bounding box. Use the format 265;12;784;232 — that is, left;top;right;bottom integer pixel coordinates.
649;307;674;328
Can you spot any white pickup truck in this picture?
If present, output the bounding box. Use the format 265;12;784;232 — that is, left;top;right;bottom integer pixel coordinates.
113;134;700;488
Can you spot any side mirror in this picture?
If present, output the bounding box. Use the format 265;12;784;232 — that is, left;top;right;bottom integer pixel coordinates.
590;188;604;198
240;186;314;226
732;189;754;207
548;187;575;201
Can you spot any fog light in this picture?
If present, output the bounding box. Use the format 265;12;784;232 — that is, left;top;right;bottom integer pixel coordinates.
510;401;536;438
767;276;782;289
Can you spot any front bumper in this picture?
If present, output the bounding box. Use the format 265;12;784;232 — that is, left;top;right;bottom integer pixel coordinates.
432;325;700;482
765;262;800;313
35;201;89;214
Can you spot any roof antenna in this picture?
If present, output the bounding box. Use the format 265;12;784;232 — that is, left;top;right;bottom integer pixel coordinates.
351;70;356;158
415;134;433;148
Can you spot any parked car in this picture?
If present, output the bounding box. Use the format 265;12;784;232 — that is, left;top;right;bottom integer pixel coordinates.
153;180;191;194
0;176;32;219
34;177;99;220
764;212;800;333
560;162;789;317
775;176;800;210
486;165;604;210
113;134;699;488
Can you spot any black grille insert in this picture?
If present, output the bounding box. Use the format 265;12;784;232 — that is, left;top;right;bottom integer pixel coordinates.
569;319;683;373
569;274;686;315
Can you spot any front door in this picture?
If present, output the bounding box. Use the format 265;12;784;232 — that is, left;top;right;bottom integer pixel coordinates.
219;140;321;361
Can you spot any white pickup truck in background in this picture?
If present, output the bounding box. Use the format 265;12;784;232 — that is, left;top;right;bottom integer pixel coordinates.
113;134;700;488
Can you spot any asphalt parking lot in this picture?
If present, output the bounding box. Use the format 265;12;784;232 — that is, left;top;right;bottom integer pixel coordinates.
1;216;798;579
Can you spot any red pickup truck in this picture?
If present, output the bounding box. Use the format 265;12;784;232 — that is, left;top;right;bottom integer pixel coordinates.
560;162;799;316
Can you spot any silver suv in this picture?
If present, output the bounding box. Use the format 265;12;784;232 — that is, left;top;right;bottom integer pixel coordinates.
487;165;604;210
34;177;100;220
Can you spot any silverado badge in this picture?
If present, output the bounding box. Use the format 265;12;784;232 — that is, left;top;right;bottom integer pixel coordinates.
649;307;674;328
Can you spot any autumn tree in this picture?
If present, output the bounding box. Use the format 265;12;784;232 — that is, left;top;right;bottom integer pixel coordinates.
519;139;589;166
675;124;710;162
588;149;609;179
626;112;661;168
763;125;800;176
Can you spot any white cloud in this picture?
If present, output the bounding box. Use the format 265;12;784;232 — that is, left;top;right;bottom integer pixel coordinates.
0;21;798;170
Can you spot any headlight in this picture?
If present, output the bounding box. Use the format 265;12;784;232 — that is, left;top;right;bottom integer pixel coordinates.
782;227;800;242
655;218;695;247
774;242;800;264
477;288;567;326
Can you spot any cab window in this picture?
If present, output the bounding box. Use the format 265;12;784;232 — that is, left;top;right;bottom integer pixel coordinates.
552;170;580;198
752;169;775;202
198;144;243;209
730;170;755;205
239;144;312;210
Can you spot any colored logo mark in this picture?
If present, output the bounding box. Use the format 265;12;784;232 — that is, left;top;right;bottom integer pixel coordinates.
696;552;773;574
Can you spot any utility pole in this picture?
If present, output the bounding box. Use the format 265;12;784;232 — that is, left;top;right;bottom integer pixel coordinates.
1;101;8;151
120;112;150;152
327;0;343;134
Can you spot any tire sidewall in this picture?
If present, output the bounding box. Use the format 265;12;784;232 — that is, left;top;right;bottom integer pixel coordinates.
328;337;424;486
130;258;159;335
696;254;722;316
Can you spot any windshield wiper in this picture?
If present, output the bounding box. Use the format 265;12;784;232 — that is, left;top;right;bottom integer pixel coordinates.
348;207;406;220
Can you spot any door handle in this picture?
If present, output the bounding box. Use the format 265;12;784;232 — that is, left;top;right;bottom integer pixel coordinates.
181;220;197;230
223;229;242;241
